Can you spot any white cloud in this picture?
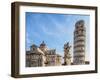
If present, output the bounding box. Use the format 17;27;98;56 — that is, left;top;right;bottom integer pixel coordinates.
26;33;31;44
41;15;72;38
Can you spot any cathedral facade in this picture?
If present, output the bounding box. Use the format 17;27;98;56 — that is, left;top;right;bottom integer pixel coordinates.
26;41;62;67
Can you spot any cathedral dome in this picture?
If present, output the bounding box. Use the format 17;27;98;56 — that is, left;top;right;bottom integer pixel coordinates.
40;41;46;46
30;44;38;48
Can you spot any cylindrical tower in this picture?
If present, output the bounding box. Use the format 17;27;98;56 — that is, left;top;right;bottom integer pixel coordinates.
73;20;86;65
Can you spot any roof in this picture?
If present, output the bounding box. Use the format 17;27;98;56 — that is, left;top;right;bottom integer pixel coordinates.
40;41;46;46
30;44;38;48
37;48;45;55
75;20;85;28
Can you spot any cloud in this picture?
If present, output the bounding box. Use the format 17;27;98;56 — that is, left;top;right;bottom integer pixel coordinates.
32;31;41;39
42;26;56;36
26;33;31;44
26;32;34;47
40;15;72;38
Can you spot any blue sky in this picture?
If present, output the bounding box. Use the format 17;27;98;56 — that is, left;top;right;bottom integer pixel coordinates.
25;12;90;57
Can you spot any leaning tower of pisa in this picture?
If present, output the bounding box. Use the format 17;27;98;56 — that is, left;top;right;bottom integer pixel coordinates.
73;20;86;65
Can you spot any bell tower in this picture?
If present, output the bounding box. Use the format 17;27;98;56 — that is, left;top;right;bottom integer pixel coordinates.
73;20;86;65
63;42;71;65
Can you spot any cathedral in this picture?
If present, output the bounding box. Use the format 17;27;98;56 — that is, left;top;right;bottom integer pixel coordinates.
26;41;62;67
